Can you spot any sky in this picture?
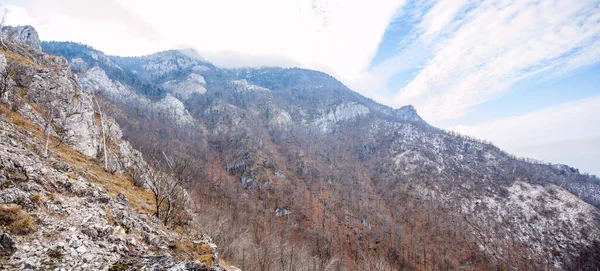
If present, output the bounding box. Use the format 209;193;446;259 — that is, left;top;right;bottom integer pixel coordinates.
1;0;599;175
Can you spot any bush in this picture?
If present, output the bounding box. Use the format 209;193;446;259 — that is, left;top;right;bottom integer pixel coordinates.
0;204;36;234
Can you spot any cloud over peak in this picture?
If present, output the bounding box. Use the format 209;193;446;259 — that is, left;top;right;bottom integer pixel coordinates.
3;0;407;83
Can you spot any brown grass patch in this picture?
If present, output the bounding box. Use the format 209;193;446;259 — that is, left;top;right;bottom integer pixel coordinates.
105;208;116;226
199;254;214;266
0;47;41;67
171;240;217;266
29;193;42;205
0;204;36;234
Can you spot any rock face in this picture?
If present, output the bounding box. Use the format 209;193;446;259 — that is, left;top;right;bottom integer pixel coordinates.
394;105;423;122
314;102;370;133
0;26;226;271
163;73;208;100
232;79;269;92
153;94;195;125
1;26;42;52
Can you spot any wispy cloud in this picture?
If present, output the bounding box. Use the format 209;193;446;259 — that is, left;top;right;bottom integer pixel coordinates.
384;0;600;121
449;95;600;174
1;0;408;83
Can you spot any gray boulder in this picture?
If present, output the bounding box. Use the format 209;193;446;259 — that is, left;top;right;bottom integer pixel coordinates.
0;231;16;256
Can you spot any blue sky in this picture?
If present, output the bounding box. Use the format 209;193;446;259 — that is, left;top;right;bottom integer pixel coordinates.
2;0;599;174
362;0;600;175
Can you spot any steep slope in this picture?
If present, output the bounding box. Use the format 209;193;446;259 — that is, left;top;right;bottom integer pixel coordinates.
42;40;600;270
0;27;230;270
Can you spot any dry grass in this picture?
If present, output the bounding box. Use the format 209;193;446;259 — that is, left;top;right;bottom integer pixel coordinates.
199;254;215;267
29;193;42;205
53;134;155;214
0;204;36;234
0;47;41;67
172;240;218;267
0;104;155;215
105;208;116;226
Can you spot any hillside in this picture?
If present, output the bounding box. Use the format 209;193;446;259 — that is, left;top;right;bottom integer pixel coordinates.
40;38;600;270
0;26;232;270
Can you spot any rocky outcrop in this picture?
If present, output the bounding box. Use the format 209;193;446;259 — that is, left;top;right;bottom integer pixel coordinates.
314;101;370;133
163;73;207;100
232;79;269;92
394;105;424;123
78;66;148;106
154;94;195;125
1;25;42;52
75;64;196;126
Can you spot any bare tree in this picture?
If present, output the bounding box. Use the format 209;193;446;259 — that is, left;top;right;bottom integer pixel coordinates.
92;94;108;170
42;101;56;157
0;59;13;100
131;146;190;226
146;169;187;225
0;9;7;48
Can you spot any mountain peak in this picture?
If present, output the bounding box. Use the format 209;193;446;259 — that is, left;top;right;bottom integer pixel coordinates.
1;25;42;52
394;105;424;123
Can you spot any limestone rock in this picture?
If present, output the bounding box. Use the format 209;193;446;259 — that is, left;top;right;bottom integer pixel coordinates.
1;25;42;51
394;105;424;123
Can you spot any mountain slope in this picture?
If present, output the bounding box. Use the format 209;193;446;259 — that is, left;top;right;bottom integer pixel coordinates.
42;40;600;270
0;27;230;270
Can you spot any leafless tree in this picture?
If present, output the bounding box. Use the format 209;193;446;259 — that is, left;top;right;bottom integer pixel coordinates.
42;101;56;157
0;9;7;48
145;168;188;225
92;94;108;170
131;145;190;226
0;59;13;100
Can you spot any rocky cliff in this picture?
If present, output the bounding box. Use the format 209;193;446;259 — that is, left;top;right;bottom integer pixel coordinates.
0;26;231;270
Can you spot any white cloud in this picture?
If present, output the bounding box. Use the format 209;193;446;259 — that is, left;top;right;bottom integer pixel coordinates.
1;0;407;84
419;0;467;40
450;95;600;175
388;0;600;121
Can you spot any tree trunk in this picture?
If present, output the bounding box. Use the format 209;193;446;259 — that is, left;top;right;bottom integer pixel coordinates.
93;95;108;170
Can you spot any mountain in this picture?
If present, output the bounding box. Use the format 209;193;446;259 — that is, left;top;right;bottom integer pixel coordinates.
40;40;600;270
4;29;598;270
0;27;230;270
